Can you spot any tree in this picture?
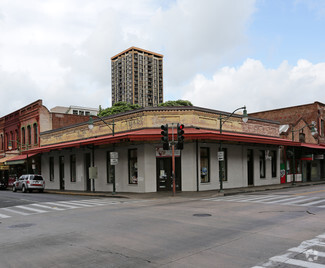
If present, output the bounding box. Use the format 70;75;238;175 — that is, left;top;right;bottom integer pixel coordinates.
158;100;193;107
98;102;141;117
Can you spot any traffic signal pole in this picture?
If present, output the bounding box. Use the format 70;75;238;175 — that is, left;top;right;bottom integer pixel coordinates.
161;123;185;196
171;125;176;196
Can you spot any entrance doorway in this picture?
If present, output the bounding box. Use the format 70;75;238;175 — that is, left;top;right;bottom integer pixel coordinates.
247;149;254;186
156;157;181;191
85;153;91;191
59;156;65;190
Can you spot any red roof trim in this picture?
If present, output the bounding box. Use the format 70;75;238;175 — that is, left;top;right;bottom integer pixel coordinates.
6;153;38;162
23;128;316;155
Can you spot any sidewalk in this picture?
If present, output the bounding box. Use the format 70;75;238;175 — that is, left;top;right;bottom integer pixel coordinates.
45;181;325;200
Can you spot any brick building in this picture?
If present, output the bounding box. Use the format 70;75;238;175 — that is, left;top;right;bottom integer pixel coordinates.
0;100;93;185
250;101;325;183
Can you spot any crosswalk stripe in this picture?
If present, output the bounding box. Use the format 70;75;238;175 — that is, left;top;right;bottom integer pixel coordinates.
288;247;325;257
270;255;325;268
45;202;80;209
2;207;31;216
0;213;11;218
0;198;145;220
263;195;307;204
241;195;291;202
30;203;66;211
286;196;318;204
15;205;48;213
58;201;94;207
68;200;106;206
300;199;325;206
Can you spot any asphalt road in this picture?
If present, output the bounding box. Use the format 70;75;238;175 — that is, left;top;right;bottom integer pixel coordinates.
1;185;325;267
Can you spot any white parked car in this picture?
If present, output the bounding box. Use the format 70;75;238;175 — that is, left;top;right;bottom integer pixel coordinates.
12;174;45;193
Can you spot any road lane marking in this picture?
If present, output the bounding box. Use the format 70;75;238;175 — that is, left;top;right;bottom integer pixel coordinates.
30;203;66;211
294;190;325;196
0;213;11;218
270;255;325;268
300;199;325;206
45;202;80;209
262;196;307;204
2;207;31;216
15;205;48;213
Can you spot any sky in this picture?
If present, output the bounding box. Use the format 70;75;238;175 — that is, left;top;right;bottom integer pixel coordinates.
1;0;325;116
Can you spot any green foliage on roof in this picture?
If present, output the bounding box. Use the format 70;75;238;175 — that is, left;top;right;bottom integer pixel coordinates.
98;100;193;117
98;102;141;117
158;100;193;107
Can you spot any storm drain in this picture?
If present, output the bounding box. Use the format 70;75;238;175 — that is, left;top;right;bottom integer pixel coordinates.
8;223;35;229
193;213;212;217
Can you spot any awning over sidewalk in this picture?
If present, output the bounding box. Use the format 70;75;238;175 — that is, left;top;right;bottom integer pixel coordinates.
300;143;325;150
5;153;38;165
0;155;18;163
23;127;301;155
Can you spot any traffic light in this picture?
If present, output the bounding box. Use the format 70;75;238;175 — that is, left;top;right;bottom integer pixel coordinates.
176;123;184;150
161;124;169;150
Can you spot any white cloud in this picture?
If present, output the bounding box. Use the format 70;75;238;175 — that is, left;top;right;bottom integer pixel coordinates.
182;59;325;113
1;0;324;119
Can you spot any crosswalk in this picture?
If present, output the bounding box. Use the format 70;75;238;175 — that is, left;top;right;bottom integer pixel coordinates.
252;233;325;267
203;194;325;208
0;198;146;219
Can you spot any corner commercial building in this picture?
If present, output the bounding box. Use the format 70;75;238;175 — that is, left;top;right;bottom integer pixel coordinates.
111;47;163;107
24;106;306;193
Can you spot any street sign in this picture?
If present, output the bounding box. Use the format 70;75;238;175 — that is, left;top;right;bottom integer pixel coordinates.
110;158;118;165
218;151;224;161
110;152;118;159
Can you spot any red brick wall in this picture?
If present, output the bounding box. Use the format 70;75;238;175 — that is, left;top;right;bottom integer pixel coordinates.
51;113;90;130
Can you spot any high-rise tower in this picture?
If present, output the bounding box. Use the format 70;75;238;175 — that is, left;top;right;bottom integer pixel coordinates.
111;47;163;107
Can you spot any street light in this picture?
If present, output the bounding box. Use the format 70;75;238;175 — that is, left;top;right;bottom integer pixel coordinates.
87;116;117;194
218;106;248;192
290;121;318;185
88;116;115;136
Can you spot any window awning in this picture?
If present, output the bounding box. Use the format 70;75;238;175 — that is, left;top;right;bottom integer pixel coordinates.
5;153;38;165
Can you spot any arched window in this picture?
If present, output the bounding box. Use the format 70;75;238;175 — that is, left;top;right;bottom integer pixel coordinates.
22;127;26;145
27;125;31;145
0;134;3;150
5;133;9;150
33;123;38;145
10;131;14;149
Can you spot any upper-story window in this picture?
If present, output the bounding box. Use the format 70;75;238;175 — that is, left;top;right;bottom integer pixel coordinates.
33;123;38;144
27;125;31;145
0;134;3;151
22;127;26;145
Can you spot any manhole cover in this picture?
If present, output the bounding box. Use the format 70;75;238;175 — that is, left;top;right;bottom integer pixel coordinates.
193;213;212;217
8;223;35;229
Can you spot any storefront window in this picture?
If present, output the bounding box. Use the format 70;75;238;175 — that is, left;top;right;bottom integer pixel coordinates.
70;155;76;182
49;157;54;181
128;149;138;184
107;151;115;183
200;147;210;183
260;150;266;178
